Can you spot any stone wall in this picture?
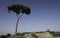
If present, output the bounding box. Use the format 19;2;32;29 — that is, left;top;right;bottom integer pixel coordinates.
23;32;52;38
36;32;52;38
23;33;35;38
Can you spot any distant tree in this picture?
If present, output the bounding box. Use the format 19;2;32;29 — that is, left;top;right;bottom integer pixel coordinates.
7;4;31;35
47;29;50;32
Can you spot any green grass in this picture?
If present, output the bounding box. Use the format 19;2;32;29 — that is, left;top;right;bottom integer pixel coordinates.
7;35;23;38
51;32;60;37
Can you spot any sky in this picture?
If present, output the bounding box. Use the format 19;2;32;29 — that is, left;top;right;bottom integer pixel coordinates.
0;0;60;35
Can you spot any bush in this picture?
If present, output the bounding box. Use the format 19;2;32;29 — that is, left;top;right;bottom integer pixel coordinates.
16;33;21;35
0;35;6;38
6;33;11;37
51;32;60;37
16;33;25;36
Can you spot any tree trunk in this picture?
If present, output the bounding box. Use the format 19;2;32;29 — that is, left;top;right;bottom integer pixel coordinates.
15;13;24;35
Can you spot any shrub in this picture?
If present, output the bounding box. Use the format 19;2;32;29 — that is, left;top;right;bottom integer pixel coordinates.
0;35;6;38
6;33;11;37
16;33;21;35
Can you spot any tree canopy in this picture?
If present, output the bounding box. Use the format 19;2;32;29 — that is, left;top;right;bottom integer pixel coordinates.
7;4;30;15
